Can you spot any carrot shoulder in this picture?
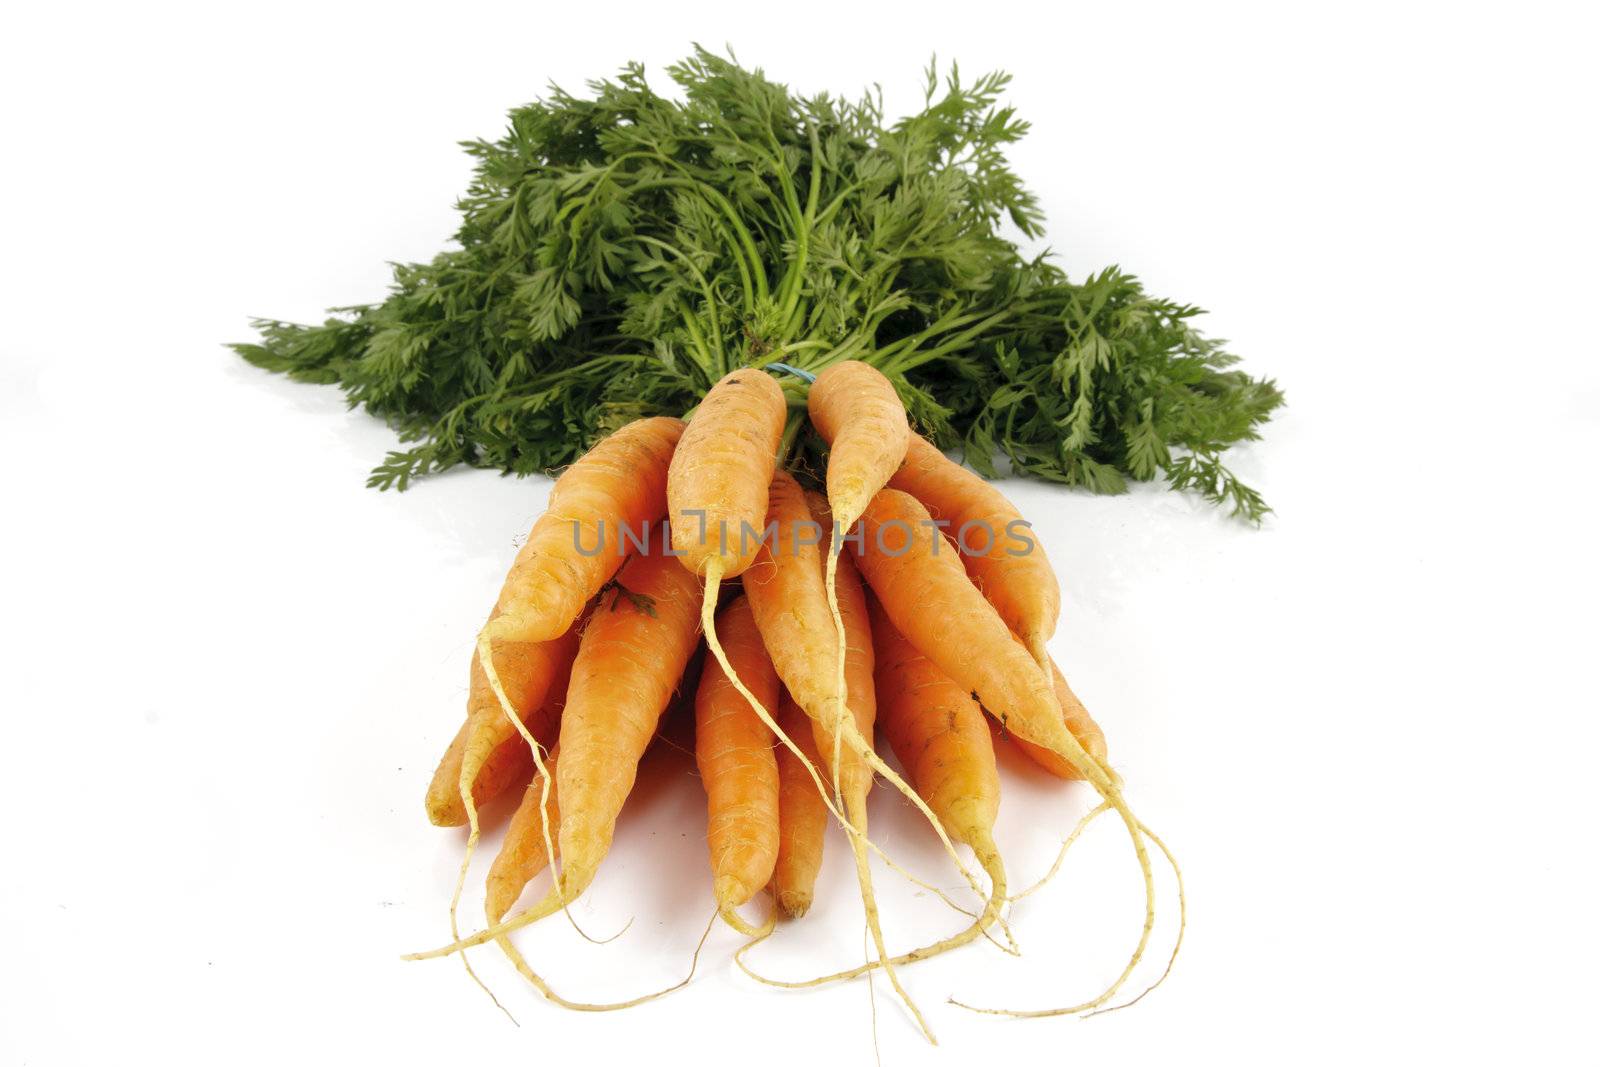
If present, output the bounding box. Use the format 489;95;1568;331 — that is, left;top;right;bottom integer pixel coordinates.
806;360;909;528
668;369;786;580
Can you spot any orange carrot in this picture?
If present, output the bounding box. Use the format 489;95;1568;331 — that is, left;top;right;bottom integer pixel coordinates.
890;432;1060;667
741;596;1014;990
853;491;1099;784
413;544;703;964
871;595;1007;942
872;596;1002;873
806;360;909;531
426;718;530;828
854;488;1169;1016
485;749;562;924
1004;656;1110;781
443;614;583;996
806;362;907;801
426;625;579;826
802;364;931;996
801;489;875;805
551;548;703;904
485;416;683;645
740;472;980;876
457;618;582;803
740;470;964;1041
769;695;826;919
667;370;789;935
668;368;787;580
456;416;681;1001
693;594;780;936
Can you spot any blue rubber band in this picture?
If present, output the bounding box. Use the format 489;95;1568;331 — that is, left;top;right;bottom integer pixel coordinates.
765;362;816;383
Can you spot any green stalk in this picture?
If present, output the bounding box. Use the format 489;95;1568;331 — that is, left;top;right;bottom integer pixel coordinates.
633;234;725;366
646;153;770;305
777;124;825;342
628;177;758;313
775;407;808;466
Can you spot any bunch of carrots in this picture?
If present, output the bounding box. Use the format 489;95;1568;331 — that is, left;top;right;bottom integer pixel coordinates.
227;50;1248;1038
408;360;1180;1040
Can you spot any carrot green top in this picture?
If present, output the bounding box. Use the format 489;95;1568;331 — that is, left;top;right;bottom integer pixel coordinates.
233;48;1281;520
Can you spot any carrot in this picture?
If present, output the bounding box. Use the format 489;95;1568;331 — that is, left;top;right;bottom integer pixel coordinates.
668;368;787;581
889;432;1060;667
739;470;961;1042
458;415;680;1002
854;488;1176;1016
1003;656;1110;781
485;749;562;924
740;595;1014;990
800;492;876;814
426;627;579;827
883;437;1100;780
741;474;978;872
667;369;784;740
484;416;683;645
806;361;909;814
548;548;703;907
769;695;826;919
443;613;582;1005
807;360;910;531
693;595;780;936
870;595;1008;950
412;543;705;1014
666;370;790;934
426;718;531;828
805;361;912;840
806;487;979;882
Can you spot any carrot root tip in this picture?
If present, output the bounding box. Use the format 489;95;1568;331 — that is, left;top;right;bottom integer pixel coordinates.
776;889;813;920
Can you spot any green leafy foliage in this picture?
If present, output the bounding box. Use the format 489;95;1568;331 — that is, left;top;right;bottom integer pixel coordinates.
233;47;1282;518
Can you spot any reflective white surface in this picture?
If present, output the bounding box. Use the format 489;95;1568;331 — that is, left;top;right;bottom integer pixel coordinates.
3;3;1596;1063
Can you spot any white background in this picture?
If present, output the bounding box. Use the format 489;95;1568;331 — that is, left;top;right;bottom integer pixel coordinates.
3;2;1597;1063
